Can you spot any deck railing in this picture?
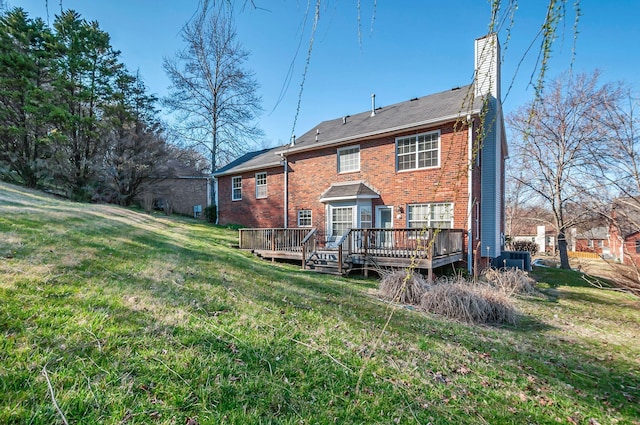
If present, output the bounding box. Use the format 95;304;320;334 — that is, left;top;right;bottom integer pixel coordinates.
300;228;318;269
239;228;315;252
339;228;464;259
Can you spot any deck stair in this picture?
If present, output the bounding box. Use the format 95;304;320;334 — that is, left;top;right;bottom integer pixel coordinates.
304;250;352;275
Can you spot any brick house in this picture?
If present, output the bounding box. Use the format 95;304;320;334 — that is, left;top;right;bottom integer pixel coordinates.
609;199;640;267
574;226;610;257
214;34;507;273
137;161;211;218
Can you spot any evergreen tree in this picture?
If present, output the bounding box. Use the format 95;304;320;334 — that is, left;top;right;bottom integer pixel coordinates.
0;8;56;187
50;10;122;200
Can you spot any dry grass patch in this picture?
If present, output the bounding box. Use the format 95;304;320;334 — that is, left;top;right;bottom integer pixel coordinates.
378;271;522;325
421;280;518;325
481;267;537;296
378;270;429;305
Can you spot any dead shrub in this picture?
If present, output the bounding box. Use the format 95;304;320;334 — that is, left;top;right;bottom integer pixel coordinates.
379;270;429;305
420;282;518;325
481;267;537;296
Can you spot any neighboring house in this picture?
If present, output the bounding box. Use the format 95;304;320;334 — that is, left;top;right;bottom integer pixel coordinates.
574;226;610;257
609;198;640;266
511;224;556;254
214;34;507;274
137;161;211;218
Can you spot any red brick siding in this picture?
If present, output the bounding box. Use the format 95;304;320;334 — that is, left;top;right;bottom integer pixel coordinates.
218;121;479;238
623;234;640;267
575;238;609;255
138;178;209;218
218;168;284;227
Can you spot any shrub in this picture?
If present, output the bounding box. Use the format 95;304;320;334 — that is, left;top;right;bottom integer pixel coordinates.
481;267;537;296
508;240;539;256
378;270;429;305
420;281;518;325
204;205;217;223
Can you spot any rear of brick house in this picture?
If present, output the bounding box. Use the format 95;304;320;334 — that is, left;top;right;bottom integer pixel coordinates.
214;34;507;274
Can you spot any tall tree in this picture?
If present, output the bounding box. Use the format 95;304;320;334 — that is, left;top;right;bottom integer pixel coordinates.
507;71;620;269
100;70;168;206
0;8;56;187
51;10;122;200
163;4;262;184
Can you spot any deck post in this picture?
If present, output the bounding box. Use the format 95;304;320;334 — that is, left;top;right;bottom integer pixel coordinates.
427;228;434;282
301;244;307;270
338;244;343;275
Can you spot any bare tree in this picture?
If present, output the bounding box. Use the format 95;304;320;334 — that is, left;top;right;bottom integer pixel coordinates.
507;71;620;269
163;4;263;181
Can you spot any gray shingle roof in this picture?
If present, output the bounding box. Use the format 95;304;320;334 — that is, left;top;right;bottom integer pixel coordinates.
214;84;481;177
576;226;609;240
290;84;480;152
613;198;640;237
319;182;379;202
213;146;286;177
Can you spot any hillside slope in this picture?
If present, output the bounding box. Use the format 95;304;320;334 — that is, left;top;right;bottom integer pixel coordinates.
1;182;639;424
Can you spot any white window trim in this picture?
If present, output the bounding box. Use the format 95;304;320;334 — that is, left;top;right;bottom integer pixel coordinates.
337;145;360;174
231;176;242;201
406;202;454;229
255;172;267;199
395;130;441;172
298;210;312;227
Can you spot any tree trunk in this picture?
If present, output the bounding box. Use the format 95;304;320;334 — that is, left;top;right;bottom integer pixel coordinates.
557;230;571;269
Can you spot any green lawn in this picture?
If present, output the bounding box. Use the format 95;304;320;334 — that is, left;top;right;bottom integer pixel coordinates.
1;181;639;424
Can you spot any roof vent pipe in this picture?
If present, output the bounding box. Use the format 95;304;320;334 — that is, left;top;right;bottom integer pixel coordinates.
315;129;319;142
290;134;296;146
370;93;376;117
342;116;347;124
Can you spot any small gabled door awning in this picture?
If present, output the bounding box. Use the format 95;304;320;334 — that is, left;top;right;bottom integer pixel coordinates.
319;182;380;203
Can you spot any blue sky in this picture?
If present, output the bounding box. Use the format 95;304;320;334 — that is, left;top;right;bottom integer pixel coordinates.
11;1;640;149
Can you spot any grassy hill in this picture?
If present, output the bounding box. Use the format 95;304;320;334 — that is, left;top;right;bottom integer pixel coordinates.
1;181;639;424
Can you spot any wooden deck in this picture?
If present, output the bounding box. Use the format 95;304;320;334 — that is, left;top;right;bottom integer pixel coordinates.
239;227;465;276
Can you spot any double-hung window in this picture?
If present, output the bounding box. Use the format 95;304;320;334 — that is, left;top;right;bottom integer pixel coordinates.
337;145;360;173
232;176;242;201
396;131;439;171
298;210;312;227
331;207;353;237
360;206;372;228
407;202;453;229
255;172;267;199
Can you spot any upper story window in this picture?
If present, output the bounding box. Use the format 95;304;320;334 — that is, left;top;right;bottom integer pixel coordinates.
407;202;453;229
298;210;312;227
337;145;360;173
396;131;440;171
232;176;242;201
255;172;267;199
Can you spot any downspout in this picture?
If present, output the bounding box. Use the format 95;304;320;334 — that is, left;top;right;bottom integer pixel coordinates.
467;114;474;275
283;154;288;228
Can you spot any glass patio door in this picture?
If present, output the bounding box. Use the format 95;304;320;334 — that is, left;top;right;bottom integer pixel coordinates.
375;206;393;248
